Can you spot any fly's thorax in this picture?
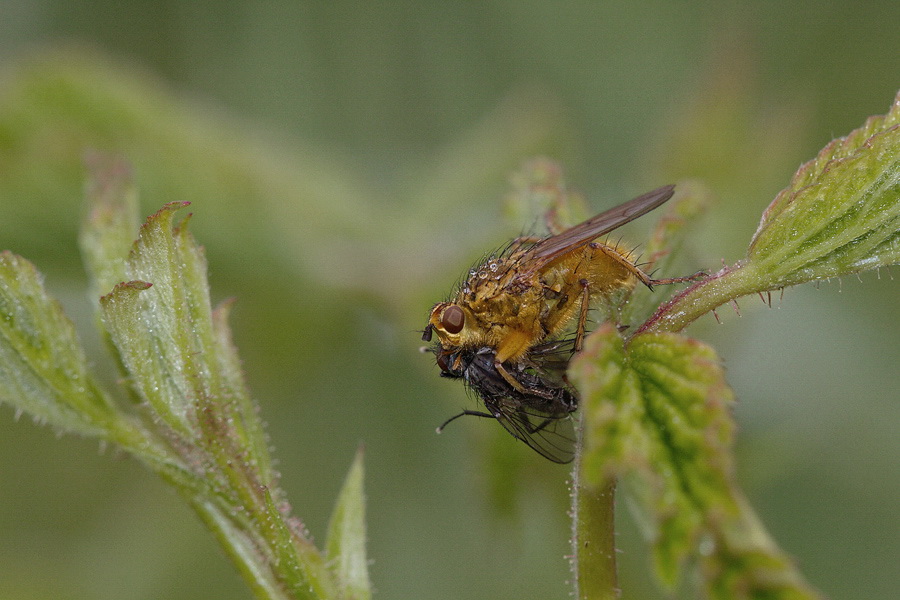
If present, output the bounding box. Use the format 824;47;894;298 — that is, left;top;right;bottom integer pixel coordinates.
435;256;525;330
459;255;520;299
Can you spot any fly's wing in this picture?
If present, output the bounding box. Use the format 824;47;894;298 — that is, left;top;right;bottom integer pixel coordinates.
517;184;675;274
487;400;576;463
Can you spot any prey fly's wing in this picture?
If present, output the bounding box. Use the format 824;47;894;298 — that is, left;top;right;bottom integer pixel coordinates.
516;184;675;274
486;398;577;464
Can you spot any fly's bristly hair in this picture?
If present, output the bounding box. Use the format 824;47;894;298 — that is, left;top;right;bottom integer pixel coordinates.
460;242;536;296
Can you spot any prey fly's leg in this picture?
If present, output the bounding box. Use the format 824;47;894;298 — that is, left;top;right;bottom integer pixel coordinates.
437;410;496;433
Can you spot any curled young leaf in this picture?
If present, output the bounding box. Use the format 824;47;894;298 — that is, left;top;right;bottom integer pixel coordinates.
99;203;201;436
503;157;589;234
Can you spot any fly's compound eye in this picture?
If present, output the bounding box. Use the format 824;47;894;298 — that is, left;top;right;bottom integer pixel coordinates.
437;351;463;378
441;305;465;334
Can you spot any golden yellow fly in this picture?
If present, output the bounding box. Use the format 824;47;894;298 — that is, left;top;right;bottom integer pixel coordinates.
422;184;697;461
424;185;690;384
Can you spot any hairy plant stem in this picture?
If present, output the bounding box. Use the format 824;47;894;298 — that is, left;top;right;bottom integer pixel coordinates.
572;410;619;600
638;262;763;334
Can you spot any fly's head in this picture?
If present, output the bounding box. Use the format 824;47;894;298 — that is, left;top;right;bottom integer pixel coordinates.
422;301;480;348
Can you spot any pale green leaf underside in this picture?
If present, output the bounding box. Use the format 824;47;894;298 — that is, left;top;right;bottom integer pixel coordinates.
570;326;736;584
570;326;822;599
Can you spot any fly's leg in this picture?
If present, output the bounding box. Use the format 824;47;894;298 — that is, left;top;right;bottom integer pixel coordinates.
574;278;590;352
493;332;535;392
624;259;706;290
528;417;554;434
644;270;707;289
494;359;526;392
592;241;706;290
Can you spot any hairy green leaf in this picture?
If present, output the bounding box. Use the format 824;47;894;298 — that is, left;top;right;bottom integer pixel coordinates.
641;89;900;334
259;486;336;600
326;448;371;600
747;90;900;285
570;325;822;599
751;90;899;243
99;202;227;436
210;298;275;482
94;197;341;599
0;251;117;435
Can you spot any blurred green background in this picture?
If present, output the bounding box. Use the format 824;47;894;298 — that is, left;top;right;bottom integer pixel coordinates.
0;2;897;599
